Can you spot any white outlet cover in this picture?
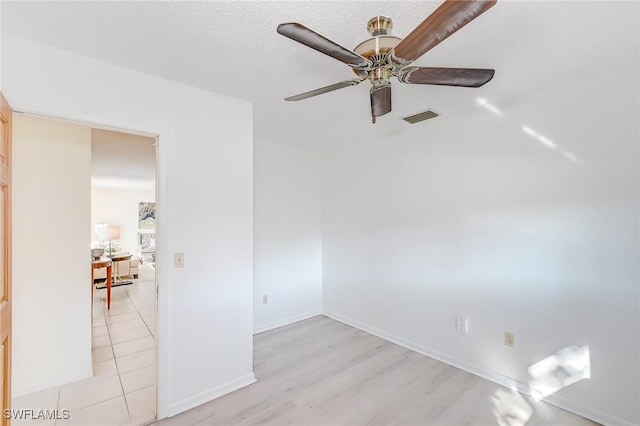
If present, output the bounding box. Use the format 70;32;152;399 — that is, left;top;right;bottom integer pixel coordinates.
505;332;515;347
456;317;468;334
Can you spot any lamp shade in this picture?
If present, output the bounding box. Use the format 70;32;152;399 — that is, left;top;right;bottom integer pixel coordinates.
94;223;109;235
97;226;120;241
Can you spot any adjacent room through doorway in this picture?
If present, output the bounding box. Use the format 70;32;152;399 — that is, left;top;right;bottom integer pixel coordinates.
11;115;159;425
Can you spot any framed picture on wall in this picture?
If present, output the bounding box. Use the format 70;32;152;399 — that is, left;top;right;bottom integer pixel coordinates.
139;202;156;229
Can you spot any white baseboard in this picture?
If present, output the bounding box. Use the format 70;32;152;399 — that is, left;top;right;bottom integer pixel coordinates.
254;311;322;335
166;373;257;418
323;310;637;426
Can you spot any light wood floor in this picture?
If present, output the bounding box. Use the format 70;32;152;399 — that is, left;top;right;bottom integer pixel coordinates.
157;315;599;426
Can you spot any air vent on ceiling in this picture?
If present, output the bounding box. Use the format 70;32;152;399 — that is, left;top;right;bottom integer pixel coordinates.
402;109;439;124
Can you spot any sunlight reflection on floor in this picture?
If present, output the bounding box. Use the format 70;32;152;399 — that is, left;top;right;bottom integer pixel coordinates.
491;388;533;426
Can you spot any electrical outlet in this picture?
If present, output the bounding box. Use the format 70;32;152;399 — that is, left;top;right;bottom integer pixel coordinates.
504;332;515;347
456;317;469;334
262;295;268;304
174;252;184;268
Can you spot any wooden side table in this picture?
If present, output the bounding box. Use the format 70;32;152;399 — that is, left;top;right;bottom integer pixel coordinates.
91;257;113;309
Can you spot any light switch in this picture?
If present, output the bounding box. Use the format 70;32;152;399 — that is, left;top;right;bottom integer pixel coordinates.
174;252;184;268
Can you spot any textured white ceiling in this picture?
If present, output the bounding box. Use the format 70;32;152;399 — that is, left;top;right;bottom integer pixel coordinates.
91;128;156;190
3;1;639;150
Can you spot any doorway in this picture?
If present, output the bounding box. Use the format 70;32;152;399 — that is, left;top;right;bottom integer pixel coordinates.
10;115;158;425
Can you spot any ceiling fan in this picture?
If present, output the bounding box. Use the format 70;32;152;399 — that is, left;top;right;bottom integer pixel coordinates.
277;0;497;123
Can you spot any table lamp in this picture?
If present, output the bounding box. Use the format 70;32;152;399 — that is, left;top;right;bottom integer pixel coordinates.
98;226;121;257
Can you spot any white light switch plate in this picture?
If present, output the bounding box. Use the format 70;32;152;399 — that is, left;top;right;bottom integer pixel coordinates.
174;252;184;268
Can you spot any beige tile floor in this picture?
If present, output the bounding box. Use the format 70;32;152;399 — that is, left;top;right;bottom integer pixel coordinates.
12;264;157;426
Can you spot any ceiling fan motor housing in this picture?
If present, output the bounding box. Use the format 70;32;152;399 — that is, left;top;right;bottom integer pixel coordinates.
353;16;402;85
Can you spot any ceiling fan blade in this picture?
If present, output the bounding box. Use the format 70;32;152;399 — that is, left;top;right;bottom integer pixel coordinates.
278;23;372;69
370;85;391;123
398;67;495;87
285;78;364;101
391;0;497;65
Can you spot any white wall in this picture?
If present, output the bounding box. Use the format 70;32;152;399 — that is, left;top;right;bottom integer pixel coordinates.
91;186;155;254
253;140;322;333
3;36;254;417
322;63;639;426
12;115;92;397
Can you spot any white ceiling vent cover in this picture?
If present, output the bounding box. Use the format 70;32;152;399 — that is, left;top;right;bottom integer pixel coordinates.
402;109;439;124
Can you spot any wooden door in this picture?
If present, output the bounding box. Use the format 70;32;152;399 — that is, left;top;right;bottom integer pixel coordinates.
0;93;12;425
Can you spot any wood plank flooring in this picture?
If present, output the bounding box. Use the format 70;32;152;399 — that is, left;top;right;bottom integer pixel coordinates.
157;315;599;426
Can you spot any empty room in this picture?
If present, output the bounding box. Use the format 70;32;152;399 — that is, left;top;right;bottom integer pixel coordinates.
1;1;638;426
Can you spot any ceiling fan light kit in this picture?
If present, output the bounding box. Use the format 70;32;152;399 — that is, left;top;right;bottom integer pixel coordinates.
277;0;497;124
